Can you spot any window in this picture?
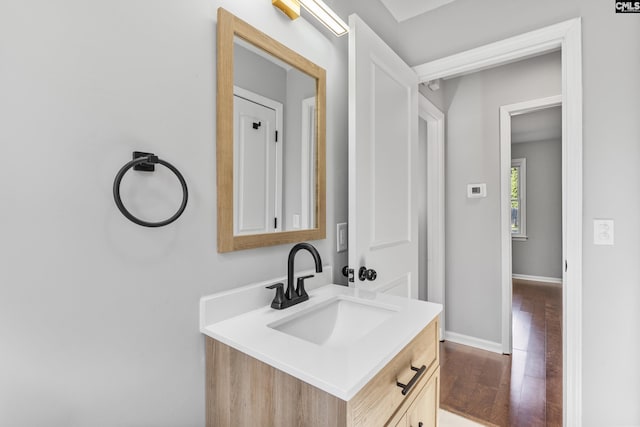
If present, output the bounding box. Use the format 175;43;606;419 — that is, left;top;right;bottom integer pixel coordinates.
511;158;527;239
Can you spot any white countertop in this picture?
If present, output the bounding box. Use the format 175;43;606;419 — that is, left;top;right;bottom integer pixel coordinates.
200;283;441;401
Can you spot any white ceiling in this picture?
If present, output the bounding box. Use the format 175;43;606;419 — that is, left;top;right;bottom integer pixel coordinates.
377;0;457;22
511;106;562;144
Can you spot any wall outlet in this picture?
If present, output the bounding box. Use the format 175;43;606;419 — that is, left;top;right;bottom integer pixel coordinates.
337;223;348;253
593;219;614;245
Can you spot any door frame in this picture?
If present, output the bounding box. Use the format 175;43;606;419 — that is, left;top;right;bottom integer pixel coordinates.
499;94;562;354
418;94;446;341
300;96;316;229
413;18;583;426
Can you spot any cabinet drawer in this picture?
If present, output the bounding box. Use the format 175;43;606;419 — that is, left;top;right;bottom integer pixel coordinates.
407;367;440;427
347;317;439;426
388;367;440;427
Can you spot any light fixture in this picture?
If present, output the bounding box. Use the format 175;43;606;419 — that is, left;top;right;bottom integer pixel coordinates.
272;0;349;37
272;0;301;20
299;0;349;37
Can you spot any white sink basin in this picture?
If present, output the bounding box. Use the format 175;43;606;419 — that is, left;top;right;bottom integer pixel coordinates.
268;296;399;347
202;283;443;399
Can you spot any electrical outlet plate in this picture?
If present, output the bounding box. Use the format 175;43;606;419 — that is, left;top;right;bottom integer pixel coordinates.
593;219;614;245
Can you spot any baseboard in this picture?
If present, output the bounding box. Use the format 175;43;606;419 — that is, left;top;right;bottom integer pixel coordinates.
512;274;562;286
444;331;503;354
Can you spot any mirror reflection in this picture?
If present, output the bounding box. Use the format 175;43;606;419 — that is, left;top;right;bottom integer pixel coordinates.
233;37;317;236
216;8;325;253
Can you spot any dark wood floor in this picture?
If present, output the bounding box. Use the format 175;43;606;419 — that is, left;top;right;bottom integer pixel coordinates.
439;279;562;426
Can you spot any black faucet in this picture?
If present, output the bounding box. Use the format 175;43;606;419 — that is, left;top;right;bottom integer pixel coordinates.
266;243;323;310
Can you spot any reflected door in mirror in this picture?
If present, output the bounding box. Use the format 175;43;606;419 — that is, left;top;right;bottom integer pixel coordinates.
233;91;282;235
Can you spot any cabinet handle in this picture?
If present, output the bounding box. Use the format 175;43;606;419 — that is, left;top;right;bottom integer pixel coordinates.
396;364;426;396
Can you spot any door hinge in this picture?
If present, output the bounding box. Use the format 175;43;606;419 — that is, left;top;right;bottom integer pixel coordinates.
275;130;278;142
274;217;278;229
565;260;568;272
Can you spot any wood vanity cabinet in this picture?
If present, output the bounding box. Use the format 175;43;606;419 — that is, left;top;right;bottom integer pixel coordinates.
205;317;439;427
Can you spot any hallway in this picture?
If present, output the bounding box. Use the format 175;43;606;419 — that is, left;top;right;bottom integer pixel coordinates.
439;280;562;426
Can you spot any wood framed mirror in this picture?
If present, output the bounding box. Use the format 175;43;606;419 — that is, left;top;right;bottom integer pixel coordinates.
217;8;326;253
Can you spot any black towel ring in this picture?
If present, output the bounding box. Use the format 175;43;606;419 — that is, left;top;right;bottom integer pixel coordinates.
113;152;188;227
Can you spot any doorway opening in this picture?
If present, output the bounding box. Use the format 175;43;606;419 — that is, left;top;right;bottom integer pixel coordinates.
415;19;582;425
508;101;564;423
501;96;562;353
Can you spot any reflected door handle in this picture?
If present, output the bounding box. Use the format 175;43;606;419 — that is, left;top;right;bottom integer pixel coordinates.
358;266;377;281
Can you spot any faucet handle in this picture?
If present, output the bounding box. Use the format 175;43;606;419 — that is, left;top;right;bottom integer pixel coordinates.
266;283;285;309
296;275;314;299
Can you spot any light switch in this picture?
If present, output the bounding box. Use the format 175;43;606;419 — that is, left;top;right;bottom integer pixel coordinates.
593;219;614;245
337;223;348;253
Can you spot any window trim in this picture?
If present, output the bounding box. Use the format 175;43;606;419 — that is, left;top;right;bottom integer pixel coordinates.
511;157;527;240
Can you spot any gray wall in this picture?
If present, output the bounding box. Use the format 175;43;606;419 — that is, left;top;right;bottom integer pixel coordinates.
0;1;348;426
441;52;561;344
234;43;287;105
419;83;445;112
512;139;562;279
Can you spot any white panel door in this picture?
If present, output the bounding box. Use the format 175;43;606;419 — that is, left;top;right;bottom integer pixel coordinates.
233;94;281;235
348;14;419;298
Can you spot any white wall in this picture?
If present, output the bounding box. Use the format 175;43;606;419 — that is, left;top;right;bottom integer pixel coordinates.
390;0;640;424
441;52;561;343
0;1;348;426
512;138;562;279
